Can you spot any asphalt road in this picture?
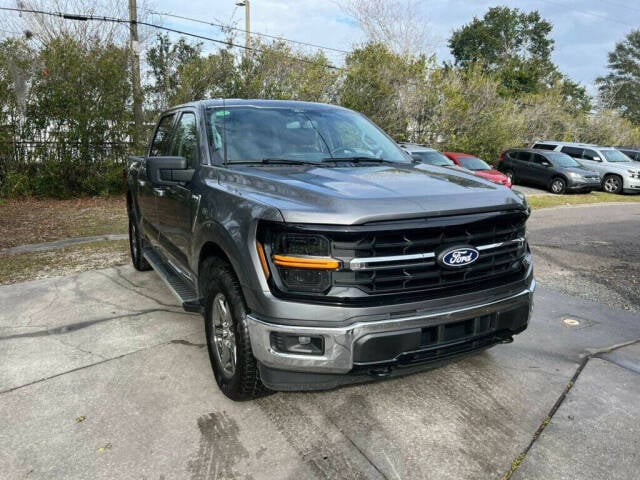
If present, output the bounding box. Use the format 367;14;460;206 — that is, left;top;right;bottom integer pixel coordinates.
1;204;639;480
528;203;640;312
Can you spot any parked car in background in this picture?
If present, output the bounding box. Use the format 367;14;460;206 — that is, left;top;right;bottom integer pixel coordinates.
616;147;640;162
499;149;601;194
443;152;512;188
531;141;640;194
398;143;462;171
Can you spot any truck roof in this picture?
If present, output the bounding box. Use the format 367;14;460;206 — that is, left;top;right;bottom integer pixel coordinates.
170;98;348;111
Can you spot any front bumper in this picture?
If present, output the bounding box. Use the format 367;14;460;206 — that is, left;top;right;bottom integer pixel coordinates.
623;176;640;192
247;276;535;385
566;178;601;191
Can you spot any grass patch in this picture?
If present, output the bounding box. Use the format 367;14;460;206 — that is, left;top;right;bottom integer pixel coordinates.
528;191;640;210
0;196;127;249
0;240;129;285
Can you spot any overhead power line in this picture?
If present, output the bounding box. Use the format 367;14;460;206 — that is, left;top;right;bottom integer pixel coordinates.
144;8;351;56
0;5;344;70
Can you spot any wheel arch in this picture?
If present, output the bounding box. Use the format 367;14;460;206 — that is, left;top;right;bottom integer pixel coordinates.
194;229;254;301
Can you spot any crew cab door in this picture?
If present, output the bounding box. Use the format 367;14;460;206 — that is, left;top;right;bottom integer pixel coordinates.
138;112;177;240
156;110;198;268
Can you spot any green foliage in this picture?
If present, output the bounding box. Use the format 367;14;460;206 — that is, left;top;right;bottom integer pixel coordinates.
238;40;339;102
171;48;240;104
145;33;203;117
340;43;430;139
449;6;557;97
0;36;131;198
597;29;640;125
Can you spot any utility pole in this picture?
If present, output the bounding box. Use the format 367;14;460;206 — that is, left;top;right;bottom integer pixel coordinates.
236;1;250;58
129;0;143;148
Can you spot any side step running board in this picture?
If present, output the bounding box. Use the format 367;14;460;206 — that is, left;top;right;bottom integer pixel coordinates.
142;248;202;313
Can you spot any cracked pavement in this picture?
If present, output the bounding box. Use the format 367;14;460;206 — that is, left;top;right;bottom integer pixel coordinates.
0;204;639;479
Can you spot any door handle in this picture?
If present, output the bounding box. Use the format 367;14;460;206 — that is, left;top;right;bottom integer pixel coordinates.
153;188;166;197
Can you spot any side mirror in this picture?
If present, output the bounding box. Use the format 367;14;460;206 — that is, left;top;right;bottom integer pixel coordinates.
147;156;195;185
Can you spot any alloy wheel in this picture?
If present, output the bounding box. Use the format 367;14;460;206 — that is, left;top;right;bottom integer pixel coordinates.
211;293;237;379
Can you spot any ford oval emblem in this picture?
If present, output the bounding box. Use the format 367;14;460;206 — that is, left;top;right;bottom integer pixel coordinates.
438;246;480;268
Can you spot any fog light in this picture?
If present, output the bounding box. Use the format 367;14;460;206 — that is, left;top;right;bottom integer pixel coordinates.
270;332;324;355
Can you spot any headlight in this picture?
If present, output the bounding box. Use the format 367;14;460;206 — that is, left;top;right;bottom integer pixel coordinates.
512;190;530;216
566;172;583;179
259;229;340;294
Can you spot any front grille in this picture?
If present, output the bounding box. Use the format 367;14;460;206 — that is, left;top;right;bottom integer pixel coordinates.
329;210;528;297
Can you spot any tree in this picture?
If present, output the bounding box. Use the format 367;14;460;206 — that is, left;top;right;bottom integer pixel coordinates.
448;7;555;95
238;40;339;102
597;29;640;125
145;33;202;116
340;0;432;55
25;35;133;196
171;47;240;105
339;43;430;139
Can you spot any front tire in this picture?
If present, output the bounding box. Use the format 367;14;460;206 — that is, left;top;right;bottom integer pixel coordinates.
128;214;151;271
602;174;623;194
201;257;269;401
549;177;566;194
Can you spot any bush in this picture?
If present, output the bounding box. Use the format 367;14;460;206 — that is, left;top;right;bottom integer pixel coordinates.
0;159;126;199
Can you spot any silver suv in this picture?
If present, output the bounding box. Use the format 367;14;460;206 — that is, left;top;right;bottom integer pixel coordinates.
531;141;640;194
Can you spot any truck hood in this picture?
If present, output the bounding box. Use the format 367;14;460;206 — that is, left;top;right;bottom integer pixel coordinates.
217;163;526;224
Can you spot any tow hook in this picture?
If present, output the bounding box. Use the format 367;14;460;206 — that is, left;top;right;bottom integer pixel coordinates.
500;336;514;344
369;367;392;377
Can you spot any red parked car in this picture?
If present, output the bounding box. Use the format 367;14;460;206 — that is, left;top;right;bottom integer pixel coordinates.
443;152;512;188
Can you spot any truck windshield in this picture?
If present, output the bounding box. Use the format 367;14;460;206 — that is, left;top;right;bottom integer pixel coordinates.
205;105;409;164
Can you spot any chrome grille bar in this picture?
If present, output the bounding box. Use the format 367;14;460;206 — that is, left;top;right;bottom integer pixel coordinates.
348;237;525;271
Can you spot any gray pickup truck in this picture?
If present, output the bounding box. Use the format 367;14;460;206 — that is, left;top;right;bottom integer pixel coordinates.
126;99;535;400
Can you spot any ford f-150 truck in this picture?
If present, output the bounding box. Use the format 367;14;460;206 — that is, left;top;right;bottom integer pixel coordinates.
126;99;535;400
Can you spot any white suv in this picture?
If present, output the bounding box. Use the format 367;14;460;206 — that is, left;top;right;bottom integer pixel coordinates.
531;141;640;194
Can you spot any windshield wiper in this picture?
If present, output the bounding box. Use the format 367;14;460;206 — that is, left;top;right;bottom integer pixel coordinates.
322;157;398;164
232;158;324;166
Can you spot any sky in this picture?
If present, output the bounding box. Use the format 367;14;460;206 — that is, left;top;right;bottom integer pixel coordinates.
145;0;639;94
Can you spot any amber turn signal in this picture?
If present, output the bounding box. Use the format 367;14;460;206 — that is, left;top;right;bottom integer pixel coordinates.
272;255;340;270
256;242;270;279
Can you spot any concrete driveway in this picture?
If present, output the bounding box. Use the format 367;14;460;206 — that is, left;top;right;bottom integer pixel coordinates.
1;205;639;480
